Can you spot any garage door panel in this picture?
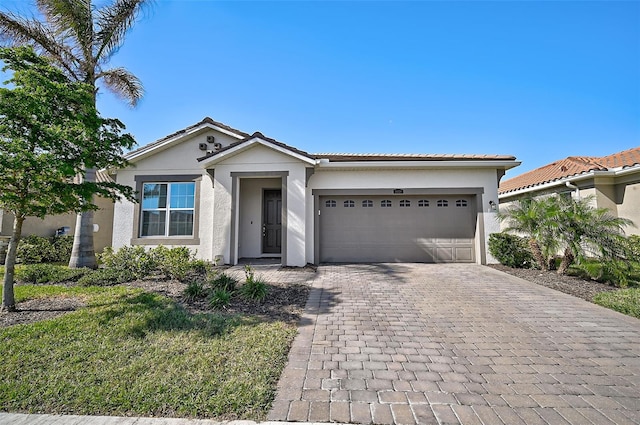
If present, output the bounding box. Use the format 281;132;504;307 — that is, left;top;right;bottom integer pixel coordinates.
320;195;476;263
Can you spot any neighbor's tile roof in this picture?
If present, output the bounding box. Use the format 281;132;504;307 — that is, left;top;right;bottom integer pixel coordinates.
125;117;249;159
499;146;640;194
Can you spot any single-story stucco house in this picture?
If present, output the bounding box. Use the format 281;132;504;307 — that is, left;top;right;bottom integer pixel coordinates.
499;146;640;236
110;117;519;267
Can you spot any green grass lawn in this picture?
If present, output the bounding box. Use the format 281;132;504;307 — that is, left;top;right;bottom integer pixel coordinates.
594;288;640;319
0;284;297;419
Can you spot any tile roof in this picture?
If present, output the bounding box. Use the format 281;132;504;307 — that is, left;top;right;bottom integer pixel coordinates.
499;146;640;194
314;153;516;162
199;134;516;163
125;117;249;159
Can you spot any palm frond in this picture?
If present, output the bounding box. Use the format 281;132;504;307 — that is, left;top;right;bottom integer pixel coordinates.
98;66;143;106
35;0;94;65
0;10;80;79
94;0;151;62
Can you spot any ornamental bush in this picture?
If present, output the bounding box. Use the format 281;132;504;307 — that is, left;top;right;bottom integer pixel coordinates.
488;233;533;268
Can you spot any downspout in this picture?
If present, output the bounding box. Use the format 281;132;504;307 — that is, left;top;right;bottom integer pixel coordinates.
565;181;580;199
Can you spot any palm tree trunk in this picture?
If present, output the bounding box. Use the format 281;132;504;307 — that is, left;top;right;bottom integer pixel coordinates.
557;247;575;275
68;167;97;269
2;215;24;312
528;239;548;270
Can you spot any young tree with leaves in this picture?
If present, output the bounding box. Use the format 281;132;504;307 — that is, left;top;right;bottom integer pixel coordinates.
0;0;151;268
0;46;135;311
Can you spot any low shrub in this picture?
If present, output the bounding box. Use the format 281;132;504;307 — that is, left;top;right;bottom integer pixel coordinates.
50;235;74;263
16;234;74;264
183;280;207;301
625;235;640;262
488;233;533;268
594;288;640;318
15;263;90;284
210;272;238;292
208;288;232;309
99;246;157;280
239;265;268;301
77;268;135;286
152;246;194;281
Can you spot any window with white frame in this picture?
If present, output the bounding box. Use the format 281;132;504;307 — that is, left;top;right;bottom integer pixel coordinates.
140;182;195;237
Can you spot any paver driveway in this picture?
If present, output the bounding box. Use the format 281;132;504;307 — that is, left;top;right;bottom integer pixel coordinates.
268;264;640;425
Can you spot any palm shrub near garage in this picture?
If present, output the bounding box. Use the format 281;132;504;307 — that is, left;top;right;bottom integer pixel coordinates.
499;195;634;279
488;233;533;268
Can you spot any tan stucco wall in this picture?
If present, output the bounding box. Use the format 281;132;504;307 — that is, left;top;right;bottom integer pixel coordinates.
617;182;640;236
0;195;114;253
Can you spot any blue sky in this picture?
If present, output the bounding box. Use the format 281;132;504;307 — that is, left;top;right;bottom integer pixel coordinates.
3;0;640;177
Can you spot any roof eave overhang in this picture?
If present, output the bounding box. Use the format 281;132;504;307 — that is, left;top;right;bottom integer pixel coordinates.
125;123;246;163
315;159;521;170
199;138;316;167
498;165;640;199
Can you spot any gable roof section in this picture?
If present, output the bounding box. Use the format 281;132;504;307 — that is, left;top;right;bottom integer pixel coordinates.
198;132;317;166
125;117;249;162
499;146;640;195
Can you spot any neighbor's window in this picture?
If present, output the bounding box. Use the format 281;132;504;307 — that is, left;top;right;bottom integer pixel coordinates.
141;182;195;237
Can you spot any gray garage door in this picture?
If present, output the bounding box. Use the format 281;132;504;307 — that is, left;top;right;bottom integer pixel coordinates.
319;195;477;263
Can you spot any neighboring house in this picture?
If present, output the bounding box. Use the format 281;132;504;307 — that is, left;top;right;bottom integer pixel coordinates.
111;117;519;266
0;170;116;258
499;147;640;236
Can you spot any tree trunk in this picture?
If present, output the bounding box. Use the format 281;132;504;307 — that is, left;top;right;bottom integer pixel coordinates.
2;216;24;312
528;239;548;270
68;167;97;269
547;256;557;271
557;247;575;275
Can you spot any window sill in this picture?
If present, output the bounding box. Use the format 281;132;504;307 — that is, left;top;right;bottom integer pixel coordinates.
131;237;200;246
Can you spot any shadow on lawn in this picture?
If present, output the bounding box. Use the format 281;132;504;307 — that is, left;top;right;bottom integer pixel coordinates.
91;291;250;339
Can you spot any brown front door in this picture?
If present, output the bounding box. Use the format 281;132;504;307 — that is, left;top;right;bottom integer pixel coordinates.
262;189;282;254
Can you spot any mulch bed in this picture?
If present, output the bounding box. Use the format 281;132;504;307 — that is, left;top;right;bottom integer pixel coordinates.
488;264;618;302
127;276;311;324
1;272;311;329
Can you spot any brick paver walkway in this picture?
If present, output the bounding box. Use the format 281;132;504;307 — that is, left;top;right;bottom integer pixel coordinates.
268;264;640;424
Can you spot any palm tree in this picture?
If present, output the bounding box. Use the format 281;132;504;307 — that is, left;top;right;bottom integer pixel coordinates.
498;197;556;270
547;195;633;275
0;0;151;268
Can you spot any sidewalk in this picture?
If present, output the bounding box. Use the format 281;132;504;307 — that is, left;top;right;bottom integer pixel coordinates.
0;413;333;425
